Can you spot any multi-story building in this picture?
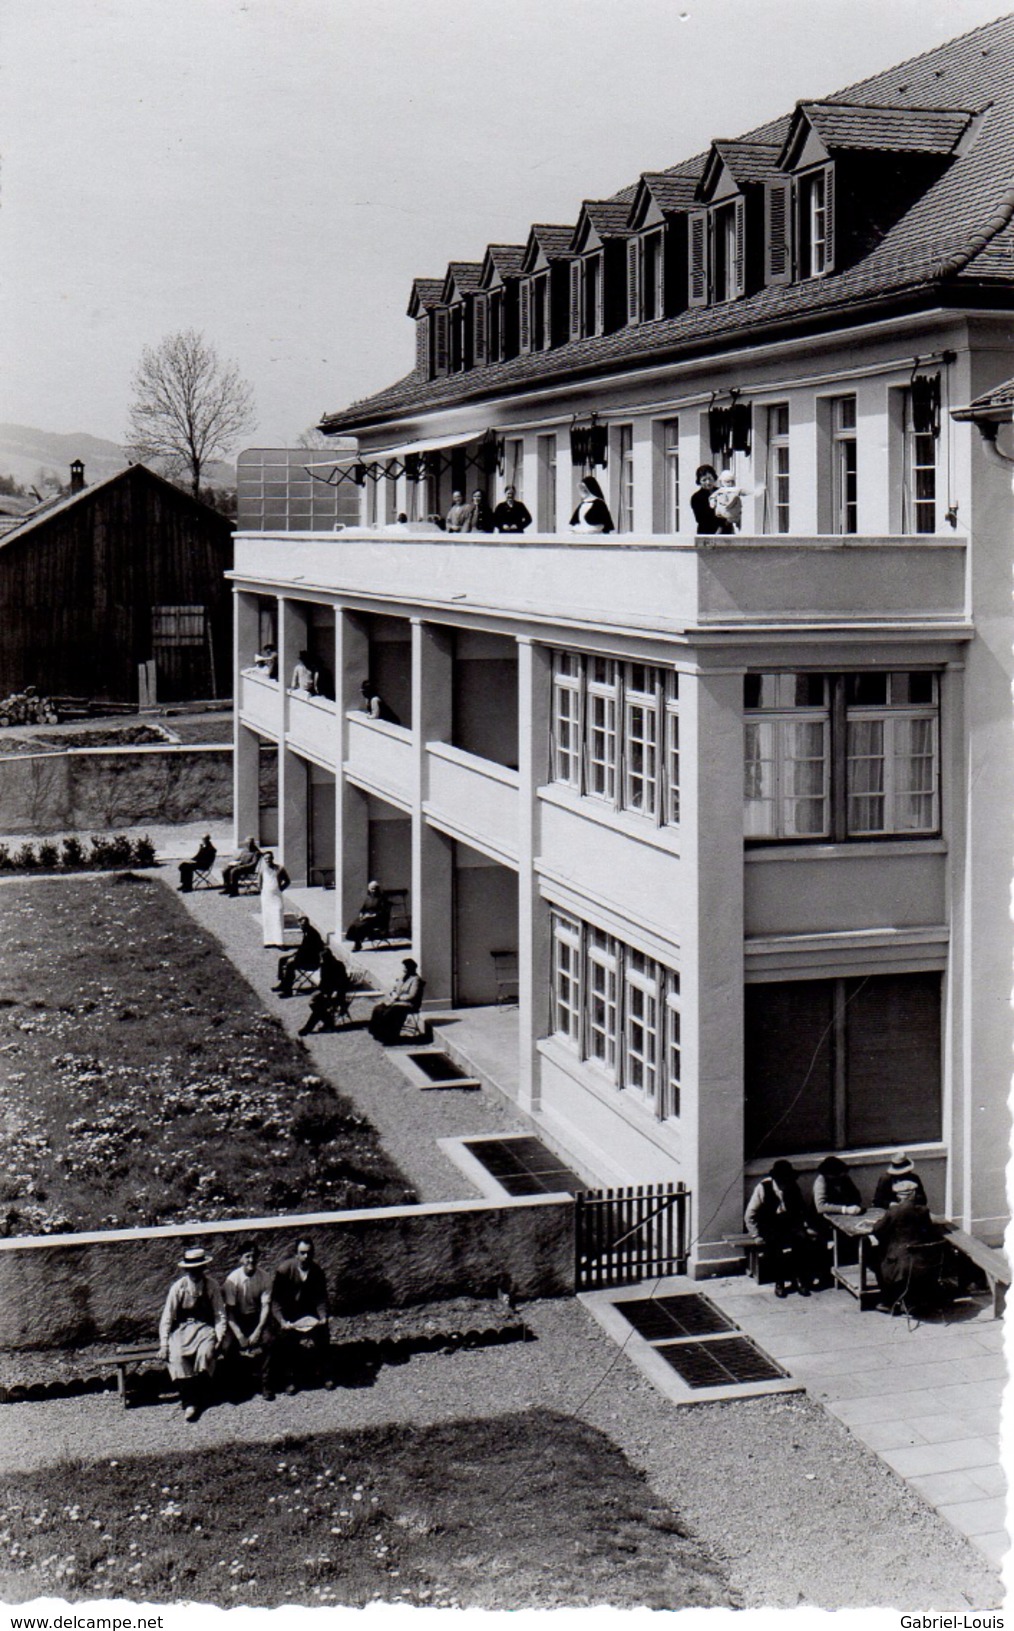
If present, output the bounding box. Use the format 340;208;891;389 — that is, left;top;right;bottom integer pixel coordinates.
232;17;1013;1263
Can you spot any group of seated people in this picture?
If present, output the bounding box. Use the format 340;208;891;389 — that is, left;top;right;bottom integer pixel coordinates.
745;1150;947;1313
158;1236;333;1420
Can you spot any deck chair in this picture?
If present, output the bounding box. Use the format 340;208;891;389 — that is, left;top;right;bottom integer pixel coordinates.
400;979;427;1038
192;849;218;890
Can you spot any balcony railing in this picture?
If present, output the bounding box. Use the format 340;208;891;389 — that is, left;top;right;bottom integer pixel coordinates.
424;742;519;864
239;667;280;736
345;712;413;807
287;688;337;767
233;530;968;635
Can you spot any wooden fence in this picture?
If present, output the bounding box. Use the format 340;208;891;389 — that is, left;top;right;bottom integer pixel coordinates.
575;1183;690;1290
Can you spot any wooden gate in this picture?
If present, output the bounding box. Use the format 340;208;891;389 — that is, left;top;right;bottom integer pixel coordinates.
575;1183;690;1290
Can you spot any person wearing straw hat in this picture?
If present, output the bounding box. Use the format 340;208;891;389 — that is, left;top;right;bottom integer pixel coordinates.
873;1151;928;1211
158;1245;227;1422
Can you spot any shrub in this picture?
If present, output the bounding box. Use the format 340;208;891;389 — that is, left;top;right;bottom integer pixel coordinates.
105;834;134;867
61;835;85;869
13;842;37;869
0;844;11;871
130;834;157;867
37;841;59;869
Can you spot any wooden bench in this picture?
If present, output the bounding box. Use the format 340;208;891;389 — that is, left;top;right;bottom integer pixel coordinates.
725;1233;765;1281
941;1227;1009;1318
105;1343;166;1409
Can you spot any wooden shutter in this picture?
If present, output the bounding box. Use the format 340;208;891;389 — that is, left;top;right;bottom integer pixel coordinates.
473;294;488;367
823;162;836;274
688;210;709;306
593;253;604;335
626;236;641;325
745;981;835;1157
415;313;431;377
519;278;532;354
732;196;746;300
765;179;793;286
845;973;941;1147
569;260;582;340
433;308;449;376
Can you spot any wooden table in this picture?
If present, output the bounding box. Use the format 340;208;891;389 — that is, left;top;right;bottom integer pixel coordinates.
827;1208;886;1306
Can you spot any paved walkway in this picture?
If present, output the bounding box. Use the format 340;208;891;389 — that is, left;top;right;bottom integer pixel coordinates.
171;869;1009;1572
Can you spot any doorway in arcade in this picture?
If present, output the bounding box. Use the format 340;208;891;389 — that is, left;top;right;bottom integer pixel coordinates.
452;839;518;1006
307;763;335;885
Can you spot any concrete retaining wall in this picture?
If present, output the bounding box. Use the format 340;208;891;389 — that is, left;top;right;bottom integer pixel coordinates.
0;1195;576;1351
0;745;233;835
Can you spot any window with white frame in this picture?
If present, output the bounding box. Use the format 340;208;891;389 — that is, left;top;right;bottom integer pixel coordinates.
551;650;582;787
551;653;679;825
764;403;790;534
662;419;680;533
532;274;550;351
714;203;739;303
552;911;582;1044
618;424;635;533
537;433;557;533
800;169;828;277
745;670;940;842
901;388;937;534
845;672;939;835
830;395;857;534
642;230;664;321
550;912;681;1118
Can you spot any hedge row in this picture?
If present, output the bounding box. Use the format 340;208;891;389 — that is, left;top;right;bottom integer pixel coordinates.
0;834;158;873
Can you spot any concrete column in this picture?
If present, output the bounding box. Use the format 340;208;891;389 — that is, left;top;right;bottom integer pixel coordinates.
334;609;370;937
679;661;746;1271
277;598;310;884
411;619;454;1006
555;433;574;534
517;639;552;1112
233;591;262;847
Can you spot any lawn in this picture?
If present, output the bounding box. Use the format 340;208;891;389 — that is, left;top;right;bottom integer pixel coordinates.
0;874;414;1234
0;1411;732;1609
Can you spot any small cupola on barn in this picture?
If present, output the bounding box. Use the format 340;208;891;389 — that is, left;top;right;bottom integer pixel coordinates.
69;459;85;493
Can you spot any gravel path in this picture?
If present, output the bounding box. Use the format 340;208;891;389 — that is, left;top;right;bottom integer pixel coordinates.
0;1299;998;1610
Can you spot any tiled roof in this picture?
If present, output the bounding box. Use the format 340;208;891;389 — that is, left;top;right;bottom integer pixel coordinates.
445;262;483;296
952;374;1014;420
324;15;1014;433
406;278;444;316
528;224;577;258
575;199;635;241
484;244;526;278
637;170;703;213
797;101;973;155
708;139;784;188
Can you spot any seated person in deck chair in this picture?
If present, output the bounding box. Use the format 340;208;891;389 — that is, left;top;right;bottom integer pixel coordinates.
368;958;424;1044
221;836;261;896
298;949;354;1036
273;915;324;997
345;880;389;951
178;834;216;893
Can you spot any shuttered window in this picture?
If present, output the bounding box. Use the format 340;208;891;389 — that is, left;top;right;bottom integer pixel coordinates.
627;237;641;326
488;290;503;363
765;179;793;286
415;313;431;376
688;211;709;306
799;165;835;278
643;230;664;321
745;973;941;1158
519;279;532;355
569;261;582;340
433;308;449;376
473;294;488;367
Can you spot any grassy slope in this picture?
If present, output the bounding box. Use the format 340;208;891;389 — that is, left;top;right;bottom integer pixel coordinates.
0;874;414;1234
0;1410;731;1609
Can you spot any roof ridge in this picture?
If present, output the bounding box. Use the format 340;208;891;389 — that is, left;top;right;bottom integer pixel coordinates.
823;10;1013;101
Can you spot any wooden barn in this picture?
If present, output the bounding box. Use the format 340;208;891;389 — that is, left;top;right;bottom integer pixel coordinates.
0;462;234;704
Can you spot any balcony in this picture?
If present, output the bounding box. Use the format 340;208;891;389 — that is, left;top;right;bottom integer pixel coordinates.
239;667;280;737
287;688;337;768
345;712;413;808
233;529;968;638
425;742;519;865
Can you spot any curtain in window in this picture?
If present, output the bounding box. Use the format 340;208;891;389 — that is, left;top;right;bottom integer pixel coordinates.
847;718;885;831
894;715;936;830
786;720;827;835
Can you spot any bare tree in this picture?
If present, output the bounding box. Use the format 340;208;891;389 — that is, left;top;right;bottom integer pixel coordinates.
125;329;255;497
295;426;357;451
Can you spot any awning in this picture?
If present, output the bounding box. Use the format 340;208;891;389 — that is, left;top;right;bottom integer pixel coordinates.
368;428;484;459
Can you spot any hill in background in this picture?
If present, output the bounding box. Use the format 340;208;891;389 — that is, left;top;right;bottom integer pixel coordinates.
0;424;235;492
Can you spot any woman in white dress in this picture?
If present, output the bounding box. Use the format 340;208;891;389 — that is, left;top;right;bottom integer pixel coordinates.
259;850;289;947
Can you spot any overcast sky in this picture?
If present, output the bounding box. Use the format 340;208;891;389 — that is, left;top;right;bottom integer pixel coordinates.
3;0;1010;448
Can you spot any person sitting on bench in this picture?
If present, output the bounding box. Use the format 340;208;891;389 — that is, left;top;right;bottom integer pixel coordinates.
871;1180;947;1314
223;1240;275;1399
368;958;423;1044
345;881;389;951
268;1237;333;1395
273;916;324;997
158;1246;227;1422
298;949;353;1036
745;1159;820;1299
221;837;261;896
873;1150;928;1210
178;834;216;893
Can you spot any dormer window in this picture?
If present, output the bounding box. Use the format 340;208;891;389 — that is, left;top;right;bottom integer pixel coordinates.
642;230;664;321
583;253;602;336
799;166;834;278
488;290;504;362
532;273;551;351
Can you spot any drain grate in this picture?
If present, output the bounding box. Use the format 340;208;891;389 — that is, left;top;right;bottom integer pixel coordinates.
617;1294;734;1341
654;1336;788;1388
408;1051;473;1083
462;1136;585;1196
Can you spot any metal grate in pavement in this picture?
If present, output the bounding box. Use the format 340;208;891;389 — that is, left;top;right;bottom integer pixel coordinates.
654;1335;788;1388
461;1135;585;1196
616;1293;734;1341
408;1051;473;1083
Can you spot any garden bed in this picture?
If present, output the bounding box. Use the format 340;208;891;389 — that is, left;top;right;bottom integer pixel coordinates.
0;1409;731;1608
0;874;414;1235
